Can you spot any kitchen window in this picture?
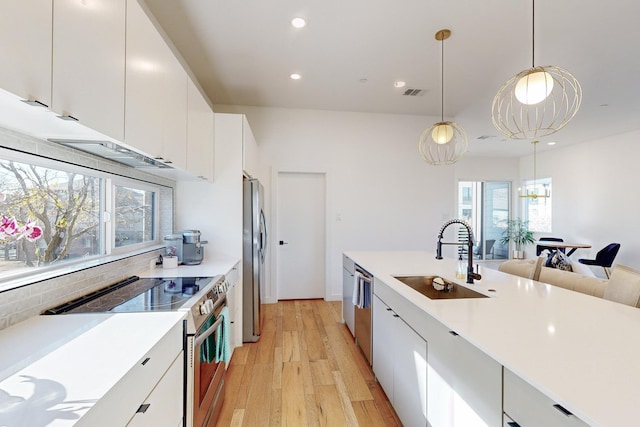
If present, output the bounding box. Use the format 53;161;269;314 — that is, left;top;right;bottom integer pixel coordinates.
0;151;164;281
521;177;552;233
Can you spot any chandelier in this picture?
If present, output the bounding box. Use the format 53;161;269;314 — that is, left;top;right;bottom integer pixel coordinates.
492;0;582;140
419;29;468;165
519;140;549;199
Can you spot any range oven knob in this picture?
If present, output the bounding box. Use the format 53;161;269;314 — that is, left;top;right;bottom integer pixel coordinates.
199;303;208;315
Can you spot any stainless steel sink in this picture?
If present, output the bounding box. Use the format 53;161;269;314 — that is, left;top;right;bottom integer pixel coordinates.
393;276;489;300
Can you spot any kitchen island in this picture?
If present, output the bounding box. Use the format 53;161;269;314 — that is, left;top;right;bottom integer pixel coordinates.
347;251;640;427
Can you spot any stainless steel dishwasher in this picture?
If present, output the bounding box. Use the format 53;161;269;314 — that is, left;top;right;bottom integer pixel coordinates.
354;264;373;365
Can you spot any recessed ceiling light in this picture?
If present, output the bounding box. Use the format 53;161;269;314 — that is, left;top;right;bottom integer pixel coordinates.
290;73;301;80
291;18;306;28
547;141;557;145
394;81;406;88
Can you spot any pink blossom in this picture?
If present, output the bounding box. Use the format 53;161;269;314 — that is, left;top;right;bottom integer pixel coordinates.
19;219;43;242
0;215;18;238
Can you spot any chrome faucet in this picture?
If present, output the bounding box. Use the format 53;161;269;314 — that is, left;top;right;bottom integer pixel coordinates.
436;219;482;284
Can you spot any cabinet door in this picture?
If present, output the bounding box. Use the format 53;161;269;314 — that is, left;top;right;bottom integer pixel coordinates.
0;0;52;106
127;352;184;427
426;315;502;427
187;78;214;180
52;0;126;140
372;296;395;401
125;0;187;167
242;115;258;177
504;368;589;427
393;316;427;427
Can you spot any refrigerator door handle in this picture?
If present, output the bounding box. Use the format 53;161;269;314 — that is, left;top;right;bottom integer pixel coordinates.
259;209;267;263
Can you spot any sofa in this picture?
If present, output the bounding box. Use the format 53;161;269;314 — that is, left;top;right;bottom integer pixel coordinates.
498;258;607;298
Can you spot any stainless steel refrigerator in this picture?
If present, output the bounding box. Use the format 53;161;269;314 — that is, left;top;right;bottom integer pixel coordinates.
243;178;267;342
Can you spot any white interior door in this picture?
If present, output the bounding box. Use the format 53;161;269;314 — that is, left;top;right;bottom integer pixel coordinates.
276;172;326;300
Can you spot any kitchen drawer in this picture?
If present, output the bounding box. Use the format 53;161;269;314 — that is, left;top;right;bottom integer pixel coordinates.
127;351;184;426
504;368;589;427
226;261;240;287
78;320;184;426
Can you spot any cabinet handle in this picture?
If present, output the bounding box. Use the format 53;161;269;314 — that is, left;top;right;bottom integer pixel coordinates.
507;422;521;427
141;357;151;366
58;114;79;122
449;330;459;336
136;403;151;414
392;314;400;318
553;404;573;417
386;308;392;311
22;99;49;108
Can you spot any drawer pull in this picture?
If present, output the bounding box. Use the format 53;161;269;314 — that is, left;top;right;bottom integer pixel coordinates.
449;330;459;336
58;114;79;122
392;314;400;318
553;403;573;417
22;99;49;108
137;403;151;414
141;357;151;366
507;422;521;427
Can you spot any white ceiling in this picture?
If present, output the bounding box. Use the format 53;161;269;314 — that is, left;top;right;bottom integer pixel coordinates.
144;0;640;158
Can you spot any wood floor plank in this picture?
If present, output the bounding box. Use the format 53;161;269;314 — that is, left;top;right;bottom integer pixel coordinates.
229;409;244;427
282;361;308;426
272;346;283;390
216;362;246;426
324;324;373;401
269;389;283;427
352;399;389;427
241;362;273;427
282;301;298;332
282;330;301;362
332;371;360;426
314;384;348;427
309;359;335;386
304;394;321;427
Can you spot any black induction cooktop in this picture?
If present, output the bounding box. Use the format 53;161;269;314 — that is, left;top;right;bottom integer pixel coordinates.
43;276;215;315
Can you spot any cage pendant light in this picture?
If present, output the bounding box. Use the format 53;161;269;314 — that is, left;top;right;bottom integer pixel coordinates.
492;0;582;140
519;140;550;199
419;29;468;165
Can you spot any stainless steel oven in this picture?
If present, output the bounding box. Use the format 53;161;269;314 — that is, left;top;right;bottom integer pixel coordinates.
188;289;228;427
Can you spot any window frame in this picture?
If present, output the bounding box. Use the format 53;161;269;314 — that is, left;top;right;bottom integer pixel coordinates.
0;147;166;282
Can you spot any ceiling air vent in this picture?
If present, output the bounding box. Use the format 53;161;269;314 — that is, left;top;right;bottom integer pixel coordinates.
403;88;425;96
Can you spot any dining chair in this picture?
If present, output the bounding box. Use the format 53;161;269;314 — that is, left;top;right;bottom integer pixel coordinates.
578;243;621;279
536;237;565;256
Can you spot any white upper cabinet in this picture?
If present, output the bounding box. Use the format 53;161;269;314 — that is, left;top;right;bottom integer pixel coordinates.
187;78;214;181
52;0;126;141
125;0;187;169
242;116;258;178
0;0;52;107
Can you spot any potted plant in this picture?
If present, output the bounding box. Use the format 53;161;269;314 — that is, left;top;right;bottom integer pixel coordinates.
500;218;535;259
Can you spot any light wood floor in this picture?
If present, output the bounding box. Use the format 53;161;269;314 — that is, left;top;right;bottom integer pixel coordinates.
215;300;402;427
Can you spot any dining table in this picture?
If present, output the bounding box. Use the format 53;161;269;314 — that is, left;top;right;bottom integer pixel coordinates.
534;241;591;257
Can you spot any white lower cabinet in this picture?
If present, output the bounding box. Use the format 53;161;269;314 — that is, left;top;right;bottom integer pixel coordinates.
127;351;184;426
503;368;589;427
372;295;427;427
423;312;503;427
225;261;242;353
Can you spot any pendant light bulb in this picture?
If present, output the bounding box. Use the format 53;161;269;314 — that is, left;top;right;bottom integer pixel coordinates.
515;70;554;105
431;123;454;144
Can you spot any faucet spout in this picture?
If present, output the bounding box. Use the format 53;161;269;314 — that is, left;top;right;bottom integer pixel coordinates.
435;219;482;284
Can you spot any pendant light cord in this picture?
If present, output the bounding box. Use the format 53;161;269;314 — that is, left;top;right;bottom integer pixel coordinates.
531;0;535;67
441;32;445;122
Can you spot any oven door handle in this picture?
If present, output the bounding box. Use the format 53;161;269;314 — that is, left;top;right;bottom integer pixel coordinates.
195;315;225;347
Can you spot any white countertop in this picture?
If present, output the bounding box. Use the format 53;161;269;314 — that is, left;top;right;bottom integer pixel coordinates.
137;253;240;279
346;251;640;427
0;312;186;426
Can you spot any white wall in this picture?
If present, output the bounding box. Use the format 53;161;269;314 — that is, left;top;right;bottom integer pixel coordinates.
216;105;518;301
523;129;640;274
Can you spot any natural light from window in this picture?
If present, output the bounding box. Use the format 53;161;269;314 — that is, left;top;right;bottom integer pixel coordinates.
521;177;552;233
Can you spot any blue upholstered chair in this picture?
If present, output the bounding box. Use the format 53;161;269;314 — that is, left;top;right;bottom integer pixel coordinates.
579;243;621;278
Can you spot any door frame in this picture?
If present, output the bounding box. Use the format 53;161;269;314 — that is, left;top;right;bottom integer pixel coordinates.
268;168;332;303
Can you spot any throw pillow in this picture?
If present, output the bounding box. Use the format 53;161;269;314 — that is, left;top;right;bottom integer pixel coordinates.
546;251;573;272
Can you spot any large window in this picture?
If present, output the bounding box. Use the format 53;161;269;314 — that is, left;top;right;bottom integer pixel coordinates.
458;181;511;261
521;177;552;233
0;153;164;280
